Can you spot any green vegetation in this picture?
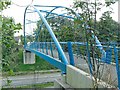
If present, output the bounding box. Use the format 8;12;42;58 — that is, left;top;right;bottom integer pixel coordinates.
2;48;56;75
2;82;54;89
1;1;56;75
14;55;57;72
1;1;22;75
2;16;22;71
18;82;54;88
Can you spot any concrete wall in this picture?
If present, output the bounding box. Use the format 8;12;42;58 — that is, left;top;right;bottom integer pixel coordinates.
66;65;93;88
66;65;115;88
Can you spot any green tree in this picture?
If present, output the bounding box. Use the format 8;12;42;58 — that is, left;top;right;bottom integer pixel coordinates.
96;11;119;42
35;15;83;42
0;0;11;73
2;17;22;71
0;1;11;11
1;1;22;72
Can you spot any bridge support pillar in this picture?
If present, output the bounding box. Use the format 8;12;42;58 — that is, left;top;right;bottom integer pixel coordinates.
23;50;35;64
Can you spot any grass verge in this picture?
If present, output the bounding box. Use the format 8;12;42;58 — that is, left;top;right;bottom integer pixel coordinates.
2;82;54;89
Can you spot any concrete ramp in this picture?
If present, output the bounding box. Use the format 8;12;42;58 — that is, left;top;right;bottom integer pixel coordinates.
55;65;115;88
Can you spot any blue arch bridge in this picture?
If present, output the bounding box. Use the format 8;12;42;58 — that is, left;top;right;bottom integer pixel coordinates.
23;5;120;89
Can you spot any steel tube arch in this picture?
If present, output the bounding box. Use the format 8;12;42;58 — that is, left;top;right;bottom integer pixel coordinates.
24;5;68;65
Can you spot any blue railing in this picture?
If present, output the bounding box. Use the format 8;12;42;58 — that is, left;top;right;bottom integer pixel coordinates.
27;41;120;88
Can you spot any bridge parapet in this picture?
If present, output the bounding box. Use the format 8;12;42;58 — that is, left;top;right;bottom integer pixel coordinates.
54;65;116;89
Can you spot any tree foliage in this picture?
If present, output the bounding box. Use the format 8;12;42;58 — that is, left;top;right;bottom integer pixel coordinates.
96;11;119;42
0;1;11;11
2;17;22;71
1;1;22;72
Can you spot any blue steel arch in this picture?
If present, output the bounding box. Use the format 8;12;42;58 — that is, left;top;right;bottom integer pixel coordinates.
32;5;77;41
23;5;81;65
23;5;69;73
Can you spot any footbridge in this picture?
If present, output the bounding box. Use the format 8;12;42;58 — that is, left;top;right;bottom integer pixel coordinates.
23;5;120;89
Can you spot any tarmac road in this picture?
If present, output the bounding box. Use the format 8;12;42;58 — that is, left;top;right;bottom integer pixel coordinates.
2;72;61;88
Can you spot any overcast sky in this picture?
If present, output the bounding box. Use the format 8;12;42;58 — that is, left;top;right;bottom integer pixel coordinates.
2;0;118;36
3;0;73;24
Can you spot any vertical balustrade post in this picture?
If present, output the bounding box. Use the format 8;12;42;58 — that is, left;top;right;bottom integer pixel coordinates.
45;42;48;55
42;42;44;53
68;42;75;66
50;42;54;57
77;44;81;56
105;48;112;64
58;50;62;60
39;42;41;52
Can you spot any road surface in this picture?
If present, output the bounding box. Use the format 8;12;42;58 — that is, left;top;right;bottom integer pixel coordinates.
2;72;61;88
